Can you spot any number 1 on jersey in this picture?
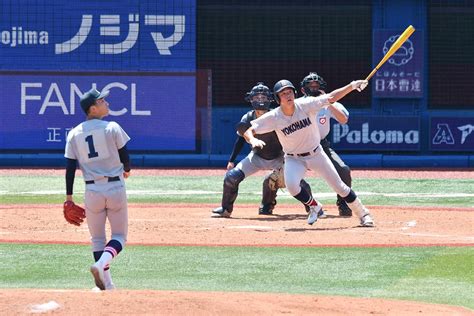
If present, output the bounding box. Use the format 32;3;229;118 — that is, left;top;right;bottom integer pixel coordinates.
85;135;99;158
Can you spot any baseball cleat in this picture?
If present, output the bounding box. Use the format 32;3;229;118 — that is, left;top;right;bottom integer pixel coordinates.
307;204;322;225
105;283;116;290
258;204;274;215
90;264;105;291
360;214;375;227
317;209;327;218
212;207;232;218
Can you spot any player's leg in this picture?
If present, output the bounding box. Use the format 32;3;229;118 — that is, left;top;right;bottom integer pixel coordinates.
257;156;285;215
299;179;325;217
94;184;128;290
321;141;353;216
285;156;322;225
213;153;259;217
84;190;108;290
310;149;374;227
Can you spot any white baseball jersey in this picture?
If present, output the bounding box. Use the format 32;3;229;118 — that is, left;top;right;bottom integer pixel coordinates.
250;95;330;155
316;102;349;139
65;119;130;182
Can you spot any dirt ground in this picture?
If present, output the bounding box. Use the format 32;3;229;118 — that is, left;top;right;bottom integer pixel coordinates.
1;204;473;247
0;168;473;315
1;203;473;315
1;289;472;315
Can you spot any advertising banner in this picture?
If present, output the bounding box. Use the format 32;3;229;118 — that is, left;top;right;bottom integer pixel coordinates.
0;0;196;71
0;73;196;151
372;29;423;98
430;117;474;152
331;116;420;151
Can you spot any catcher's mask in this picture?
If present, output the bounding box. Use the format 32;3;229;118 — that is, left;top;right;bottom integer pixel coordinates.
245;82;274;110
273;79;297;104
300;72;327;97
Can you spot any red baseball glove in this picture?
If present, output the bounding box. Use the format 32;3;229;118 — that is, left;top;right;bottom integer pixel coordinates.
63;201;86;226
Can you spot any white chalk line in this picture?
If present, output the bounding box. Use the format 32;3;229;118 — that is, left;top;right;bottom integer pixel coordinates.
1;189;473;199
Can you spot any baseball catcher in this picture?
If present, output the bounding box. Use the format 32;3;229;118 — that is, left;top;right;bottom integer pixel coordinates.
63;200;86;226
212;82;314;217
300;72;353;216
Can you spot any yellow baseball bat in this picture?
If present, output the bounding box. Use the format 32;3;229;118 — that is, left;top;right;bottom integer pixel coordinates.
365;25;416;81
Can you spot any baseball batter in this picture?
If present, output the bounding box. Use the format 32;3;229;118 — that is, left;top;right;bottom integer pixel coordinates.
301;72;354;217
212;82;313;217
64;88;131;290
243;79;374;227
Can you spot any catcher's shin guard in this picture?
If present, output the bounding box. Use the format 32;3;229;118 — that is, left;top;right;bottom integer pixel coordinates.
337;198;353;217
221;168;245;211
260;174;278;214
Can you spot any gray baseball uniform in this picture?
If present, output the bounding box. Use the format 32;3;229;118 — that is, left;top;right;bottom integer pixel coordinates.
65;119;130;251
250;95;350;197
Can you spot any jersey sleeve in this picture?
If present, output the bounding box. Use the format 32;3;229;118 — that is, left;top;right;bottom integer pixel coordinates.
250;111;276;134
331;102;349;120
64;129;77;159
297;95;331;115
235;111;253;136
110;122;131;149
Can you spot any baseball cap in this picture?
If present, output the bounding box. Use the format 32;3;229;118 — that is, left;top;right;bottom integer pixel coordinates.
80;88;110;113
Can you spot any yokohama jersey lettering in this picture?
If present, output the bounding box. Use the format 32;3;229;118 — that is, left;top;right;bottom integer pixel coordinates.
281;117;312;136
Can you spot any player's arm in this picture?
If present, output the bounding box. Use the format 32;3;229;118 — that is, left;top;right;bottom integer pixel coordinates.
118;145;131;178
243;127;265;149
227;136;246;170
327;102;349;125
65;158;77;202
326;80;368;104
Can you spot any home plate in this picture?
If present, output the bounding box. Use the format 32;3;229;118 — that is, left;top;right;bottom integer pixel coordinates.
402;220;417;230
227;225;273;230
30;300;61;313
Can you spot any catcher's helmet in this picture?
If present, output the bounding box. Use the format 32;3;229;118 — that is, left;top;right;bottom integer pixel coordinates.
273;79;297;104
300;72;327;97
245;82;273;110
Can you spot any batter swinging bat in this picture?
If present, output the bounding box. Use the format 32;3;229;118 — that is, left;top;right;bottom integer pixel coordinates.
365;25;416;81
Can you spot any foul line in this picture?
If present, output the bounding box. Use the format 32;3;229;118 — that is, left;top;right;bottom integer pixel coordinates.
0;239;472;248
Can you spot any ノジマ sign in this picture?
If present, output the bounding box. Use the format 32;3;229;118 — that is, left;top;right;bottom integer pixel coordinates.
0;73;196;151
331;116;420;151
0;0;196;71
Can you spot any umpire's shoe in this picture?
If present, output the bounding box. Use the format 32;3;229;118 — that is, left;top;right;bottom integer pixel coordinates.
337;200;352;217
258;202;275;215
212;207;232;218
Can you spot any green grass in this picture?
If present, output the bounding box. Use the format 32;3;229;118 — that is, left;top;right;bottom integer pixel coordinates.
1;175;473;207
0;243;472;309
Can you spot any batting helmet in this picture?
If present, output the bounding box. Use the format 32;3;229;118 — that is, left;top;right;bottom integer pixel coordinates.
245;82;274;110
300;72;327;97
273;80;297;104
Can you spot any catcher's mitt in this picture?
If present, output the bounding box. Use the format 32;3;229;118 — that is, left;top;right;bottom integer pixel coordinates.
63;201;86;226
268;167;286;191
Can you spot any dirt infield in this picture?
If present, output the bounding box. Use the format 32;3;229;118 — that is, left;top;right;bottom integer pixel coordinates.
1;203;473;247
1;168;473;314
1;203;473;314
2;289;472;315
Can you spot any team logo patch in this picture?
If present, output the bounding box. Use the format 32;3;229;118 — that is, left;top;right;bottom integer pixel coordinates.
319;117;327;125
